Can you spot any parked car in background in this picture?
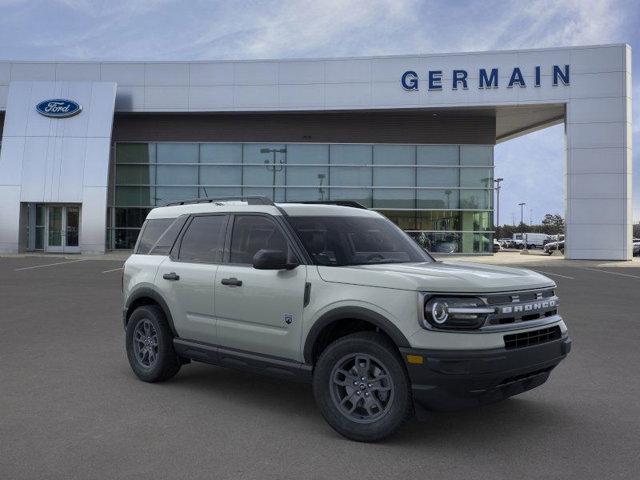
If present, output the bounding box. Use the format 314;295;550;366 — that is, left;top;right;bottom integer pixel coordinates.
633;238;640;256
493;239;501;253
544;240;565;255
513;233;553;249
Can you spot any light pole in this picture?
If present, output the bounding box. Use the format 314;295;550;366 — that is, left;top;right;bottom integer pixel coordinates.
261;147;287;201
518;202;527;253
494;178;503;227
518;202;526;226
444;189;452;209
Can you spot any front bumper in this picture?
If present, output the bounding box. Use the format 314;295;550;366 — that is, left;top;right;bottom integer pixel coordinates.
400;335;571;411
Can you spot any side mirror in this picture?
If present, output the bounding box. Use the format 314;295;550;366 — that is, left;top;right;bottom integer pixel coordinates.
252;249;299;270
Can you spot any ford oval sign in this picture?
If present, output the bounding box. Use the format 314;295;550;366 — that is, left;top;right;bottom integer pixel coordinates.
36;99;82;118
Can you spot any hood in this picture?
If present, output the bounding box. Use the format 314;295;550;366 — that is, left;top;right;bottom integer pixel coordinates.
317;261;555;293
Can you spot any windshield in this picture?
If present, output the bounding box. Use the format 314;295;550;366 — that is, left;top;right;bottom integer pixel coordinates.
288;215;434;266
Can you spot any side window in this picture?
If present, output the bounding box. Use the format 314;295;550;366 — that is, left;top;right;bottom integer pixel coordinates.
149;215;188;256
135;218;174;254
229;215;288;264
177;215;228;263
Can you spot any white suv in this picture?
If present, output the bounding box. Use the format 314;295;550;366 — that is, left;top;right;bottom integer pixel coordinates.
122;197;571;441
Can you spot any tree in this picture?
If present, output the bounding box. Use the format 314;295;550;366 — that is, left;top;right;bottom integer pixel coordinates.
542;214;564;229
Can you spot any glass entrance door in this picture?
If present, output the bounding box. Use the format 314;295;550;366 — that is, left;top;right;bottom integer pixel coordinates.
47;207;64;252
45;205;81;253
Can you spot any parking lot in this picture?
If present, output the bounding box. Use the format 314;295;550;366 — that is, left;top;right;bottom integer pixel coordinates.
1;255;639;479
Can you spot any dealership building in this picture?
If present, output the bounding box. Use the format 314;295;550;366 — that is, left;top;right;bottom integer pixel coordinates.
0;44;633;259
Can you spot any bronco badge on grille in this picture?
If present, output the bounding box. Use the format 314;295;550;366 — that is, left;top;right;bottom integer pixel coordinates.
501;299;556;314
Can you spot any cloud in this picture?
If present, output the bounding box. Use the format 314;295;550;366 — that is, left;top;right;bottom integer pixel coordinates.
0;0;637;221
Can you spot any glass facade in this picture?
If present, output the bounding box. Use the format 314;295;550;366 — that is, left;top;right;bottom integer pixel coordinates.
109;143;494;253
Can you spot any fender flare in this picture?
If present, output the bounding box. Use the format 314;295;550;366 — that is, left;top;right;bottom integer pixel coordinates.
124;286;178;337
303;306;411;364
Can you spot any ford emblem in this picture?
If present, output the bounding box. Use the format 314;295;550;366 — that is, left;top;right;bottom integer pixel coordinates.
36;99;82;118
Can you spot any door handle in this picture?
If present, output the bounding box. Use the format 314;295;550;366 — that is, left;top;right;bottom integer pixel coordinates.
221;277;242;287
163;272;180;281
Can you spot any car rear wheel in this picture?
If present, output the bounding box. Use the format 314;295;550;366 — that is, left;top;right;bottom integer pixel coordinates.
126;305;181;383
313;332;412;442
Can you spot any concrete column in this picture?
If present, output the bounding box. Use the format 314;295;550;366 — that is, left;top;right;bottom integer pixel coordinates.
564;45;632;260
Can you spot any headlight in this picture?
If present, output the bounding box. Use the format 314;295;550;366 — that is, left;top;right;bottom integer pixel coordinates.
422;296;495;330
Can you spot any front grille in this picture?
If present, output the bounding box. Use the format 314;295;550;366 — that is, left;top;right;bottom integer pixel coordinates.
484;289;559;327
504;326;562;350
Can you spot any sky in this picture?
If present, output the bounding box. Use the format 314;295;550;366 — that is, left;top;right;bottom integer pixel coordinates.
0;0;637;225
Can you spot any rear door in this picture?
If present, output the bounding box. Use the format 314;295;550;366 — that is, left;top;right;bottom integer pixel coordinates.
214;214;307;361
156;214;229;345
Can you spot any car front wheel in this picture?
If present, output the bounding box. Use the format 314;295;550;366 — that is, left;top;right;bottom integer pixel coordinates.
313;332;412;442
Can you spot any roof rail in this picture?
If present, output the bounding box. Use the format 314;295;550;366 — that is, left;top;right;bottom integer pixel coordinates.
293;200;368;209
164;196;275;207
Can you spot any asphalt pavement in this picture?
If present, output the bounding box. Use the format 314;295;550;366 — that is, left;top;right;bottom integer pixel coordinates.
1;256;639;479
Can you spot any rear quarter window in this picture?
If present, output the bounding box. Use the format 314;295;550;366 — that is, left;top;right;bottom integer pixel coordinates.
134;218;175;254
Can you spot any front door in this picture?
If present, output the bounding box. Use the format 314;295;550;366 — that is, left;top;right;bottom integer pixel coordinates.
214;214;307;361
45;205;81;253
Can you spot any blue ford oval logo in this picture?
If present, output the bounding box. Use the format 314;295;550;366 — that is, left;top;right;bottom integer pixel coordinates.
36;99;82;118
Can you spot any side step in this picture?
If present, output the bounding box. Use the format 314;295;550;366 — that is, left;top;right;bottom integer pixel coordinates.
173;338;313;383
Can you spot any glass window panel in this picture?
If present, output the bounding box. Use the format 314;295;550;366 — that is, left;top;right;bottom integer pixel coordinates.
243;144;286;188
200;144;242;164
417;145;459;165
35;205;45;226
460;168;493;188
157;143;198;164
417;168;458;187
200;166;242;186
115;208;151;229
461;145;493;165
286;188;327;202
415;210;461;231
115;186;155;207
113;229;141;250
330;166;371;187
330;144;371;165
373;145;414;189
116;143;155;164
178;215;228;263
461;211;493;231
377;210;416;230
287;144;329;190
287;144;329;165
330;188;372;207
116;164;155;185
461;232;492;253
199;187;242;198
230;215;288;264
136;218;174;254
460;189;492;209
155;187;198;205
35;226;44;250
417;189;459;209
406;231;462;253
373;188;414;209
156;165;198;185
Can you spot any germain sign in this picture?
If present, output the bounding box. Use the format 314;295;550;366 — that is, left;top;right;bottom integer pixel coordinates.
401;65;570;91
36;99;82;118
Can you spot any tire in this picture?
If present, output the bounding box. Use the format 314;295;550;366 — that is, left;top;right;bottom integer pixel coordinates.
126;305;181;383
313;332;412;442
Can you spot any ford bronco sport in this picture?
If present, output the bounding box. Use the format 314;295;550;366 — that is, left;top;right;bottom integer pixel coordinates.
122;196;571;441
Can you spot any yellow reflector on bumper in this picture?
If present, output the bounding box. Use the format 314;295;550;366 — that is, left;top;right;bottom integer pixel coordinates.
406;354;424;365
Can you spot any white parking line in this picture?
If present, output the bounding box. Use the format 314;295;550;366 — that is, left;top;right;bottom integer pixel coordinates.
102;267;124;274
14;259;87;271
579;267;640;279
533;270;575;280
